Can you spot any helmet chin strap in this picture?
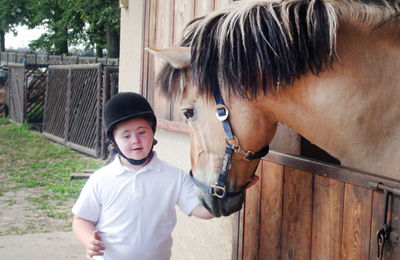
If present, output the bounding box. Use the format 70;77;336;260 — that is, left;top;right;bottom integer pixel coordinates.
112;139;158;166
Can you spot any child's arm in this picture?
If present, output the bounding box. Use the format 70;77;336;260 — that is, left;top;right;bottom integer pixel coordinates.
72;215;105;260
189;204;214;219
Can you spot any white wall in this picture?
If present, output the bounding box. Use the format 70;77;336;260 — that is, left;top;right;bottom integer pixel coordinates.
119;1;234;259
119;0;145;93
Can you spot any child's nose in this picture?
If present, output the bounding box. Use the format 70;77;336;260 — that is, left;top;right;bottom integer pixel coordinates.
131;134;141;144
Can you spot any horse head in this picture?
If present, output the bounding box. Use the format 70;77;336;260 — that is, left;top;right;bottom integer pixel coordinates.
147;47;276;217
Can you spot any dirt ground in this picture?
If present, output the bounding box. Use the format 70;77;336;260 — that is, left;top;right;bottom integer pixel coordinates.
0;187;85;259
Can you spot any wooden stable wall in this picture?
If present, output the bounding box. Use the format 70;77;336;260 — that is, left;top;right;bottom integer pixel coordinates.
234;151;400;260
143;0;233;130
138;1;400;259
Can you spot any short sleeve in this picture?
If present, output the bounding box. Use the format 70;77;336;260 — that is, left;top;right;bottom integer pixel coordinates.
177;170;201;216
72;176;101;223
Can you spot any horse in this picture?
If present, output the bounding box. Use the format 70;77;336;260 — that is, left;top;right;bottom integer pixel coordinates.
147;0;400;217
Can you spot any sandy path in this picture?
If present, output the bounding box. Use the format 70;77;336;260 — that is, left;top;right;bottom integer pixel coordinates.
0;232;84;259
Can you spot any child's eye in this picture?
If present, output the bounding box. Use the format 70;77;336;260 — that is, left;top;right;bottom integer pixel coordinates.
138;131;145;135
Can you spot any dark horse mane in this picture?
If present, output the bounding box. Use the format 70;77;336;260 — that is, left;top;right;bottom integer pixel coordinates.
157;0;399;99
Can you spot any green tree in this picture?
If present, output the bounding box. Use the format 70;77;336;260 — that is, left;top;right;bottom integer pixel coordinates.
73;0;120;58
26;0;85;55
0;0;28;51
25;0;120;57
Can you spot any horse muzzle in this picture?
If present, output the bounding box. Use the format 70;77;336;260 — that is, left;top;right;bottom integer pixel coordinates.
199;190;245;217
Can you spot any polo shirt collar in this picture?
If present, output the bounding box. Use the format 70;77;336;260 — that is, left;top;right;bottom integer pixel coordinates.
111;152;162;176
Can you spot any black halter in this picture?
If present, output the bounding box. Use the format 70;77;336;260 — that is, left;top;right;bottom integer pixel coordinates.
189;86;269;199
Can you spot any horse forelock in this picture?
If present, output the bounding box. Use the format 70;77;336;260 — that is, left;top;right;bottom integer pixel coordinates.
157;0;399;100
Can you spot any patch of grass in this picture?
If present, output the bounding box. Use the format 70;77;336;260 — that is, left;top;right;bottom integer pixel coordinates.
7;227;24;235
0;119;103;230
5;199;16;206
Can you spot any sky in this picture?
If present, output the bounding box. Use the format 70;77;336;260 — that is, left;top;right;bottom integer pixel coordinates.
5;25;46;50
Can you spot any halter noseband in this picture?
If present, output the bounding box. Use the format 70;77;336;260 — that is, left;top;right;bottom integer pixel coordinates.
189;86;269;199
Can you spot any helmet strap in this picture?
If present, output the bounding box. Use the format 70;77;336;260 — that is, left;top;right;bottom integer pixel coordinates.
111;139;157;166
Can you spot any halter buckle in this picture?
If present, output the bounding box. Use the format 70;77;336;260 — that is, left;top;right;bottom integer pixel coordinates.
211;184;226;198
216;104;229;121
243;150;255;161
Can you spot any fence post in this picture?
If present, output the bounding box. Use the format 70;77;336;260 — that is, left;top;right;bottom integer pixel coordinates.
65;66;72;143
95;64;103;157
23;65;27;122
42;69;50;132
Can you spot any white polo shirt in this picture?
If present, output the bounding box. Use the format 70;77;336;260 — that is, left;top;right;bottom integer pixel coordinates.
72;152;200;260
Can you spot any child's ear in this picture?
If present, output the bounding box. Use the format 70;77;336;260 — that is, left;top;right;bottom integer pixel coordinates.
108;139;117;151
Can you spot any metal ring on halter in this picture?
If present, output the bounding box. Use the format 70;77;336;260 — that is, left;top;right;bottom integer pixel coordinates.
226;135;239;150
211;184;226;198
225;136;256;161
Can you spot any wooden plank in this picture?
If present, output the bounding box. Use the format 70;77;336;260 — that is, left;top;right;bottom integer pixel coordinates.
259;161;284;259
371;192;400;259
171;0;195;122
232;209;244;260
173;0;194;45
158;119;189;134
281;167;313;259
95;64;102;157
386;195;400;258
195;0;214;17
341;184;373;259
265;151;400;191
140;0;154;101
70;171;93;179
152;0;174;121
370;191;385;260
242;164;262;260
311;175;344;260
214;0;232;10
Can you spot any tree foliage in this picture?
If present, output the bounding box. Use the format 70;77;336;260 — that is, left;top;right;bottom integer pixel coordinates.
26;0;85;55
23;0;120;57
0;0;29;51
72;0;120;57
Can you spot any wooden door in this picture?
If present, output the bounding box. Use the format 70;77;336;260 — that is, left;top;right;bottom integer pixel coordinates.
234;151;400;260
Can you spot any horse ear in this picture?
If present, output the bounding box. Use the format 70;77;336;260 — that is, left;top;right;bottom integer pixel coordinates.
145;47;191;69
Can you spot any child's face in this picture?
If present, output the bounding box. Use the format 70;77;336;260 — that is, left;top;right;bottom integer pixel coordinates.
113;118;154;163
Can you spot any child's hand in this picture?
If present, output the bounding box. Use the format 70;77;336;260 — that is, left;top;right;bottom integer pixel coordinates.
190;204;214;219
86;231;105;260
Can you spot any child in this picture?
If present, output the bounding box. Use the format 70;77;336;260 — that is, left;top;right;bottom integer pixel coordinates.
72;92;212;260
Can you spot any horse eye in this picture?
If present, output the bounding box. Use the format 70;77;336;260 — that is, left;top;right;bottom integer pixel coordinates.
182;109;194;120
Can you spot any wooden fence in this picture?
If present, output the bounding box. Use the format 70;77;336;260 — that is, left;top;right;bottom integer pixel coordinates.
5;64;47;127
234;151;400;260
6;64;25;124
26;66;47;125
42;64;118;158
1;51;119;66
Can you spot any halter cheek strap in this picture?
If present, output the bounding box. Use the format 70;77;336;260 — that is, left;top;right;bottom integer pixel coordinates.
189;87;269;199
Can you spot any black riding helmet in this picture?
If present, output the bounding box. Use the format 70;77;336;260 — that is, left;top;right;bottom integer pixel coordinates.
103;92;157;165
